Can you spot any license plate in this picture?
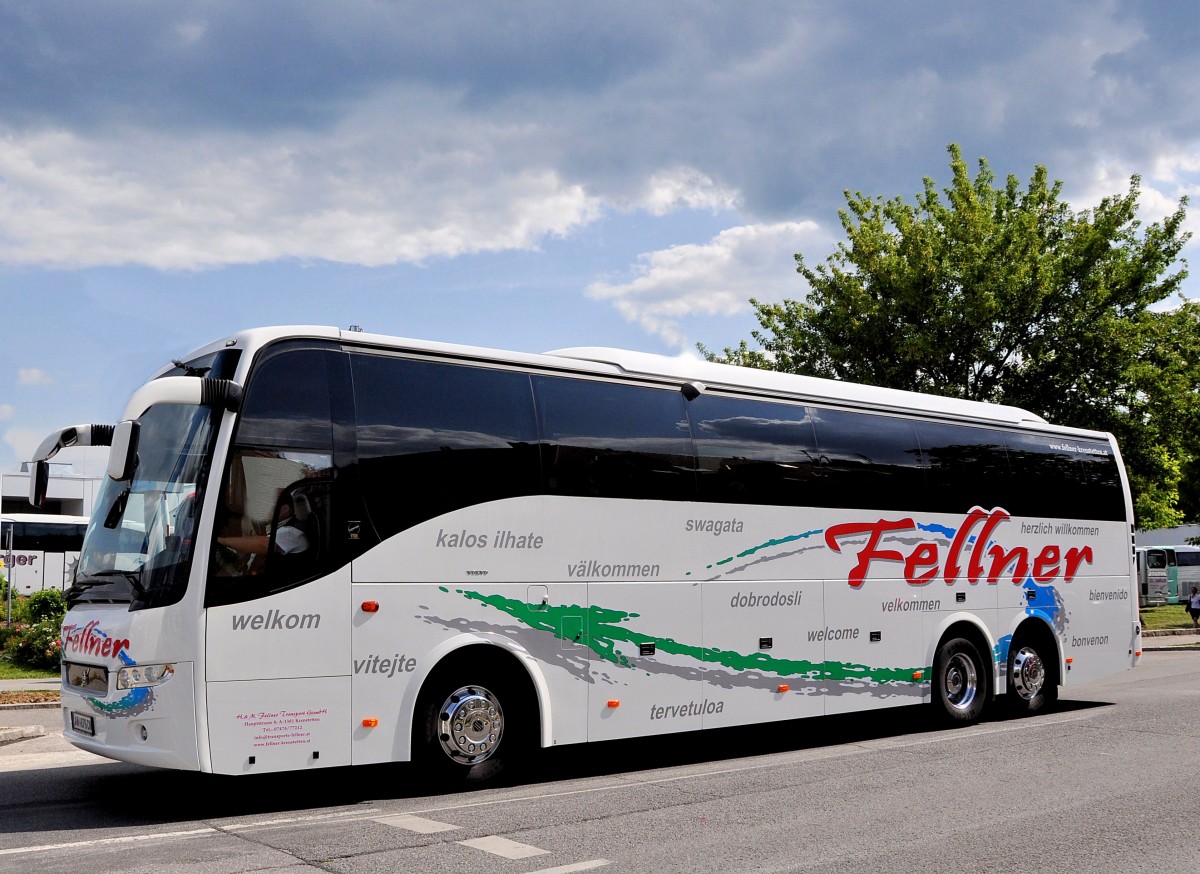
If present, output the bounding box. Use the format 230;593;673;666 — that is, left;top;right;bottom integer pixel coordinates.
71;711;95;737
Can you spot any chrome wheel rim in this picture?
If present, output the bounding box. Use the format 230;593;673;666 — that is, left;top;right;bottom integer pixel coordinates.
436;685;504;764
944;652;979;712
1011;646;1045;700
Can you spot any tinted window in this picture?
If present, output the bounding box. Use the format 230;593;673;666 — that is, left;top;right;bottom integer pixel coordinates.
916;421;1013;515
690;394;819;505
1004;432;1125;521
209;345;338;601
810;408;925;511
352;355;539;539
235;347;334;451
534;376;694;501
1177;551;1200;567
12;523;87;551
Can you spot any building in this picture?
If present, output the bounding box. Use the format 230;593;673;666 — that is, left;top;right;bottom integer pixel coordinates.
0;463;101;517
1136;524;1200;547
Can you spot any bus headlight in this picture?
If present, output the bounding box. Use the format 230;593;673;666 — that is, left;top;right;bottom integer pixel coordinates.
116;663;175;689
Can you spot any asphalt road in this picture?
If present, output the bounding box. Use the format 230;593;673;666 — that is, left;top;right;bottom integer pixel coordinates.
0;651;1196;873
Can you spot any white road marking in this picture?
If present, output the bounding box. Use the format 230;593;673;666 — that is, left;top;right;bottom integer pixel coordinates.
0;748;109;773
0;828;215;856
458;835;550;859
374;813;460;833
527;860;611;873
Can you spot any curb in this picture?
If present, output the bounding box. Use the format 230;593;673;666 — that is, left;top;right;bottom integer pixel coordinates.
0;702;59;711
0;725;47;746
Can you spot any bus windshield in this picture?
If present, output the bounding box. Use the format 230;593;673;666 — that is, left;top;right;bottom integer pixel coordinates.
72;402;219;608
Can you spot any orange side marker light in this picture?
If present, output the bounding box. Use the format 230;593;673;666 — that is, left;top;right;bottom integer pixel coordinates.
912;671;924;681
776;684;790;693
607;699;620;708
1065;657;1074;664
361;601;380;613
362;718;379;728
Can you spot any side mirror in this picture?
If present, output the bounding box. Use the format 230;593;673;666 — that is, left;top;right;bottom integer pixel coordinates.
107;420;141;481
28;460;50;508
28;422;117;507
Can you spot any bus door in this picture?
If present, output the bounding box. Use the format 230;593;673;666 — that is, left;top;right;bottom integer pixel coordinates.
203;344;352;775
1141;548;1172;605
1165;548;1181;603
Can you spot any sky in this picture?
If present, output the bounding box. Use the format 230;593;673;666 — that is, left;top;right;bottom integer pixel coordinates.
2;1;1200;478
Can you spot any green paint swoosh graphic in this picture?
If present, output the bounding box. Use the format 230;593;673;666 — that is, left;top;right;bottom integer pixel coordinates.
444;587;925;685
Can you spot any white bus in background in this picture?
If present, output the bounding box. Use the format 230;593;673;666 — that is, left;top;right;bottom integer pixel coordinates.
1135;544;1200;606
1175;545;1200;602
1;513;89;595
29;326;1141;782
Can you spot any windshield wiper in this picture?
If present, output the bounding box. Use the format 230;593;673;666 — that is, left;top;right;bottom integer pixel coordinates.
88;569;148;598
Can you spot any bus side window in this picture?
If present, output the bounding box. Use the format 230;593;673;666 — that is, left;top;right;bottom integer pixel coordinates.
264;482;331;578
350;354;540;541
810;407;925;512
915;421;1013;516
533;375;694;501
213;452;333;579
1004;432;1126;522
689;393;819;506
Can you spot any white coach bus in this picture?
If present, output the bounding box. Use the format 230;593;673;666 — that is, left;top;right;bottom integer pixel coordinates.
30;326;1141;780
1;513;89;595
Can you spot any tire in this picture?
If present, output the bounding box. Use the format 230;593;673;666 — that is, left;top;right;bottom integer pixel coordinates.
932;637;987;724
415;663;531;785
1005;635;1058;717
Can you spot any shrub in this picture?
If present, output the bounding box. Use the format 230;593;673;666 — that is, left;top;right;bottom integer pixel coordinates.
3;618;62;670
0;591;31;625
28;588;66;623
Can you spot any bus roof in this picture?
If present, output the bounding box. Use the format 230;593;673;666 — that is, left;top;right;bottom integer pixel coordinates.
170;324;1073;432
1;513;89;525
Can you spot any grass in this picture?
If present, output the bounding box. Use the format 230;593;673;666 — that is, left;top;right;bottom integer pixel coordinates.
1139;604;1198;631
0;659;59;681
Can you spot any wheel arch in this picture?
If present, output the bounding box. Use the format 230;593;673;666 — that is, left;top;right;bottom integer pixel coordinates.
400;633;550;762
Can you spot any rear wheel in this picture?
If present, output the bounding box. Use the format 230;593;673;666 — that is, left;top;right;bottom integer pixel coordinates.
416;662;531;784
1005;635;1058;716
933;637;987;724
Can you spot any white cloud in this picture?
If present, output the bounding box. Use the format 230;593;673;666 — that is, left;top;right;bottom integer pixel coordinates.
17;368;52;386
0;405;11;420
0;105;749;272
630;168;740;217
0;118;608;269
1059;158;1198;297
0;2;1197;304
587;221;828;350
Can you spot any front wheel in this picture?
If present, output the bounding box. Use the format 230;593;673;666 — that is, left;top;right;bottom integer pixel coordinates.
933;637;987;724
416;666;530;784
1005;636;1058;716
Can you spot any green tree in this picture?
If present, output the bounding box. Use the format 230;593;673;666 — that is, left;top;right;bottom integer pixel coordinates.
703;144;1200;528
